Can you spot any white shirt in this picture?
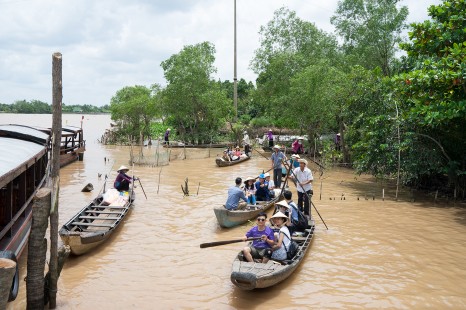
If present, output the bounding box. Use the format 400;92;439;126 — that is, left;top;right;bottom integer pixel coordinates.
293;167;313;192
267;180;275;190
242;134;250;145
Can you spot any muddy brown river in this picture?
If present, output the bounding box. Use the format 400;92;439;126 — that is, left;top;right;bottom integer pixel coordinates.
3;114;466;309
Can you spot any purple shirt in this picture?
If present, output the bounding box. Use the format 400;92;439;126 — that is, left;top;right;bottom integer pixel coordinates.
246;226;275;248
267;132;273;140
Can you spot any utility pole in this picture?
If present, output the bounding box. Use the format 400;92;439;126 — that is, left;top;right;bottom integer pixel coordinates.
233;0;238;122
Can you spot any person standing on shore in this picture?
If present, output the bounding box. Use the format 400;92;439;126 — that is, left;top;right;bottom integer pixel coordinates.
267;129;274;147
290;159;313;217
164;128;171;145
271;145;286;188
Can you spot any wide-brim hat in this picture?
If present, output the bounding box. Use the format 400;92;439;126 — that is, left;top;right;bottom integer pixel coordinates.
268;129;272;132
272;145;280;149
117;165;129;172
243;131;248;134
264;172;270;178
298;159;308;165
244;176;256;182
167;128;171;131
271;211;288;220
297;136;304;140
235;146;240;149
275;200;290;209
291;154;301;159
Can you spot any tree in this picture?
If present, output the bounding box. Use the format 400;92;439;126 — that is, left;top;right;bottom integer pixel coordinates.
331;0;409;76
252;7;340;128
160;42;230;143
391;0;466;190
110;85;159;143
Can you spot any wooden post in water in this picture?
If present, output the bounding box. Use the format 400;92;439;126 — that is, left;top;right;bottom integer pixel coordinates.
48;52;62;309
0;258;16;309
320;181;323;200
27;188;51;309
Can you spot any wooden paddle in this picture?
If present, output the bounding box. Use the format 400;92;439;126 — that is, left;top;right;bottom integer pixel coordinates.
200;237;261;249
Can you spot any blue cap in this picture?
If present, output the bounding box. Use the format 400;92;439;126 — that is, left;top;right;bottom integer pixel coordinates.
259;174;265;178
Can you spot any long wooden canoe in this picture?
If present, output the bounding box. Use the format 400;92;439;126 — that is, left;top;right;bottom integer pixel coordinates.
231;220;315;290
59;189;134;255
215;155;250;167
213;197;279;228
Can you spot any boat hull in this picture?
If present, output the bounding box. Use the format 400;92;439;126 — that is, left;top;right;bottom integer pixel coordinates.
213;198;278;228
215;156;250;167
231;221;315;290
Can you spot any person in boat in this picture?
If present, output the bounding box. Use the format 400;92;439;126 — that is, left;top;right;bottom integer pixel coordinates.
114;165;137;191
271;145;286;188
242;212;275;263
222;150;231;161
244;176;257;205
284;190;299;226
269;211;292;261
255;174;270;202
242;130;251;156
264;172;276;198
233;146;242;158
292;137;304;154
164;128;171;145
290;159;313;218
267;129;274;147
225;177;249;210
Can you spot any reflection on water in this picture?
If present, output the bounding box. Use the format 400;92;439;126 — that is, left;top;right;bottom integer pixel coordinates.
3;114;466;309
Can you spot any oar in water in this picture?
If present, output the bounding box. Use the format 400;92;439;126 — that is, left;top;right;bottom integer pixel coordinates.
138;179;147;199
254;148;269;160
200;237;261;249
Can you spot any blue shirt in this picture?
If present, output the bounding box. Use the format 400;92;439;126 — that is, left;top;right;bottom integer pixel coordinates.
246;226;275;248
271;151;286;169
225;186;247;210
255;181;270;201
288;201;299;222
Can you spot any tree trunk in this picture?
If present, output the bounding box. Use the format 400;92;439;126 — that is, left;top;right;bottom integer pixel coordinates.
0;258;16;309
27;188;51;309
49;52;63;309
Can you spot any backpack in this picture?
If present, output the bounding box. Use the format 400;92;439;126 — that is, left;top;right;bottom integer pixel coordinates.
283;232;299;259
289;202;309;231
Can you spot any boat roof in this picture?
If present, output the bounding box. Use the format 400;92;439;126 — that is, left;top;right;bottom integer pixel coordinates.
0;137;46;176
62;126;82;133
0;124;49;145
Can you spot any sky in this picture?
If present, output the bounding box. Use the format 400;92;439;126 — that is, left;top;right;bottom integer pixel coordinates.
0;0;442;106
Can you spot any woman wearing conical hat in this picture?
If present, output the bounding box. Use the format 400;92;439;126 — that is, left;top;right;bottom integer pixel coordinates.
114;165;137;192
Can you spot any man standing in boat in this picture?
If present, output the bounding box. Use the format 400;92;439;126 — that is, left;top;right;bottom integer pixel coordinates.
242;130;251;157
271;145;286;188
114;165;137;191
290;159;313;218
225;177;249;210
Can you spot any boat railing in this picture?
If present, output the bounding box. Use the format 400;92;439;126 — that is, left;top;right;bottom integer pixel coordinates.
60;140;86;154
0;166;48;242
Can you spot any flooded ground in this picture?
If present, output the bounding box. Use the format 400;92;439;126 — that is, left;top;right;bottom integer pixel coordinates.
3;114;466;309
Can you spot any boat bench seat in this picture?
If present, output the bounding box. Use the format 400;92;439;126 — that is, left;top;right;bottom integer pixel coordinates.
71;222;114;227
94;206;126;209
79;216;121;220
85;210;123;215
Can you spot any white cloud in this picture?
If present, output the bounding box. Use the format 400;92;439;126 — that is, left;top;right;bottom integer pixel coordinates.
0;0;442;106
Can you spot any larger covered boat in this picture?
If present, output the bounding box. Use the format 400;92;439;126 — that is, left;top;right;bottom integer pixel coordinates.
0;125;50;301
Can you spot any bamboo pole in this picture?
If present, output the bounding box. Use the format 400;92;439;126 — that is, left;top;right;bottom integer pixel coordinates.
48;52;62;309
0;258;16;309
27;187;51;309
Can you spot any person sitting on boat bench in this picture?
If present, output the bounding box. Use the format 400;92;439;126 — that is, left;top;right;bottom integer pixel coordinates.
225;177;249;210
255;174;270;201
269;211;291;261
114;165;137;191
242;212;275;263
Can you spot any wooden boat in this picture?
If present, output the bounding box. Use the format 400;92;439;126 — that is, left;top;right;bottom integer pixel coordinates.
0;124;50;301
213;197;279;228
163;143;229;149
59;188;134;255
215;155;250;167
36;125;86;167
231;220;315;290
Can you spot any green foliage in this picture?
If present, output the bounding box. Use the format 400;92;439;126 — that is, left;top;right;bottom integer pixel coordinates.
110;85;160;143
0;100;52;113
331;0;409;76
160;42;230;144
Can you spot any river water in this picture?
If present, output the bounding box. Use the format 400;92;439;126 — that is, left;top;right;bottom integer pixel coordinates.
3;114;466;309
